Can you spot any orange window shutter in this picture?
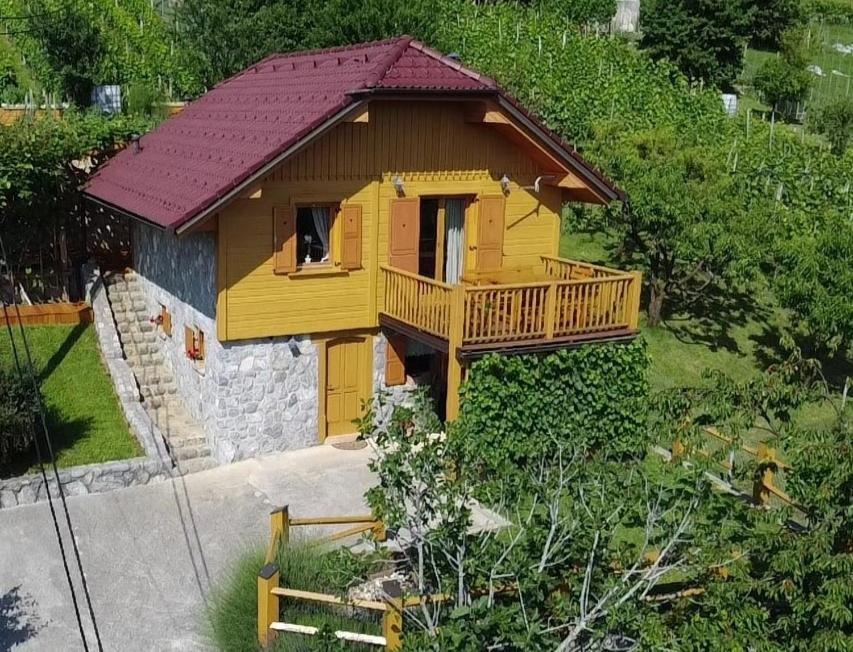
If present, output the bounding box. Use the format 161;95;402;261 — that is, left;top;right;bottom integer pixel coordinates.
198;330;205;360
162;308;172;336
389;198;420;274
476;196;506;272
273;206;296;273
184;325;193;356
384;334;407;387
341;204;363;270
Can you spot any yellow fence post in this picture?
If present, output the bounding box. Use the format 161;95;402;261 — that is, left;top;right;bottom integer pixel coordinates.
266;505;289;563
382;580;404;651
257;563;280;648
753;444;777;507
446;286;465;421
627;271;643;330
372;519;387;542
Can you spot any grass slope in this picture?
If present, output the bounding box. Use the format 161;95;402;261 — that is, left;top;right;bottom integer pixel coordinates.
0;323;140;476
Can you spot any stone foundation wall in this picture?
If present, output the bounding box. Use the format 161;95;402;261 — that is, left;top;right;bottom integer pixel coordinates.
131;222;321;463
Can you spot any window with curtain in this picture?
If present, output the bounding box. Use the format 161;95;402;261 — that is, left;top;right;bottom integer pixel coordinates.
296;206;331;265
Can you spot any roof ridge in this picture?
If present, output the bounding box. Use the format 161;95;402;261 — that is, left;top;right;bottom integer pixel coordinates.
262;35;409;63
406;40;498;88
364;35;414;88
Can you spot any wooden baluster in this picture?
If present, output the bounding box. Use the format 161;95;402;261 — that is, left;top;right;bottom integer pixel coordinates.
545;282;557;339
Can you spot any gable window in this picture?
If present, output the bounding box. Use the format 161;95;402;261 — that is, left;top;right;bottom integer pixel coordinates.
297;206;332;265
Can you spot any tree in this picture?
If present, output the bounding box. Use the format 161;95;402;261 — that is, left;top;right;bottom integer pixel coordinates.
746;0;805;50
812;99;853;155
586;124;761;326
753;27;812;119
29;0;105;105
753;57;812;116
175;0;311;88
306;0;441;50
640;0;754;91
773;211;853;356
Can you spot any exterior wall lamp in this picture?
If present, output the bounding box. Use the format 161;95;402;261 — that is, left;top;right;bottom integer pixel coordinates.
392;175;405;196
500;173;511;194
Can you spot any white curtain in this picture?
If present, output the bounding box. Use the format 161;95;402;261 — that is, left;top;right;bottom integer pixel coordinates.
444;199;465;284
311;207;330;261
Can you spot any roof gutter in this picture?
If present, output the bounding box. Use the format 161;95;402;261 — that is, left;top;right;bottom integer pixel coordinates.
174;99;369;236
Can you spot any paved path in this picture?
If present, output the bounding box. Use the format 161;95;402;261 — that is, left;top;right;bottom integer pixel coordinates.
0;446;374;652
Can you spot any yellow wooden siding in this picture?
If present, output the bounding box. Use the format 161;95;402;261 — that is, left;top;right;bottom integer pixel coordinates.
219;101;563;341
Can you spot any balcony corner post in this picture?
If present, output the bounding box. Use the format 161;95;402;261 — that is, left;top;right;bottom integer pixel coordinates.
628;271;643;331
446;286;466;421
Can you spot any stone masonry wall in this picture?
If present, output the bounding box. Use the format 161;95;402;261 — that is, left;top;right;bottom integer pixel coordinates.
131;222;321;463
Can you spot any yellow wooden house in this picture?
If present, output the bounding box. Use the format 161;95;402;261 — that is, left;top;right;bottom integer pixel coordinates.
85;37;640;460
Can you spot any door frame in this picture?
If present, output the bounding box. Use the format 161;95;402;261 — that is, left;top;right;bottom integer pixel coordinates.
416;194;474;283
314;331;373;442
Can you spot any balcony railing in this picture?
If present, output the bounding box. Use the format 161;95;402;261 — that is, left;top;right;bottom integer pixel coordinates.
380;256;641;352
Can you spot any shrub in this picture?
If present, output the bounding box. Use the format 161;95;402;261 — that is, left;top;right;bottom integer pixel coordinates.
456;338;650;485
812;99;853;155
0;368;39;465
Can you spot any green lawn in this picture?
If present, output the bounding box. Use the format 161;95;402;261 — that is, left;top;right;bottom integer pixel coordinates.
1;323;140;477
560;229;850;420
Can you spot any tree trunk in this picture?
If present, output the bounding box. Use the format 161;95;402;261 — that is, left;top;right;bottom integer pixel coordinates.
648;278;665;327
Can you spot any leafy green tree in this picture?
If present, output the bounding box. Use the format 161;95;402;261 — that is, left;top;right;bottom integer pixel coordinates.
587;124;762;326
29;0;105;104
640;0;754;91
175;0;311;88
746;0;805;49
306;0;442;49
812;99;853;155
753;57;812;116
773;212;853;356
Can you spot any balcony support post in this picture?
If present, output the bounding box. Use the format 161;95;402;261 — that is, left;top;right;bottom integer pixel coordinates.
627;271;643;331
446;286;466;421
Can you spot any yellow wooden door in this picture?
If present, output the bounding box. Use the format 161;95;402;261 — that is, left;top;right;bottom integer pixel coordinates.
325;338;367;438
476;196;506;272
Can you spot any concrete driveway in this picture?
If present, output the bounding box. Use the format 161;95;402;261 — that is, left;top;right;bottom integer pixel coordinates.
0;445;374;652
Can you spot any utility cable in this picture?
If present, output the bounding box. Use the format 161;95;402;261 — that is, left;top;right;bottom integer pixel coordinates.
0;235;103;651
1;303;90;652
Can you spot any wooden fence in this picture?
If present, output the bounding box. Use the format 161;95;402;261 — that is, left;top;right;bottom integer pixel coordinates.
0;302;92;326
666;427;805;512
259;506;394;648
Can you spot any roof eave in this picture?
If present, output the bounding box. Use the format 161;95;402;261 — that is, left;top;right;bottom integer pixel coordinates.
173;99;369;236
493;95;622;204
83;194;173;233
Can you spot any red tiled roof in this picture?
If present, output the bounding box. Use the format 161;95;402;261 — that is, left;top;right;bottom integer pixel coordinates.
85;36;617;231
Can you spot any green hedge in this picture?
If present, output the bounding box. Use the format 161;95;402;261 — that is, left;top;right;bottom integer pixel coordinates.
456;338;650;480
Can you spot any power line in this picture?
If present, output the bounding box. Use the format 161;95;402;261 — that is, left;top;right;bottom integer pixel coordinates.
0;235;104;652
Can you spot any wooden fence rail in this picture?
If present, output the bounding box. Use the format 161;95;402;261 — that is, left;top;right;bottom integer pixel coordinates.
669;427;805;512
381;265;454;339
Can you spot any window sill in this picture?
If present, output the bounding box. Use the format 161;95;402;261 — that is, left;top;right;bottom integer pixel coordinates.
285;265;350;278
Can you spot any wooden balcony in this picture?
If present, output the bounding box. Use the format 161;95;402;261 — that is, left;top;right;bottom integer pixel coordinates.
379;256;642;357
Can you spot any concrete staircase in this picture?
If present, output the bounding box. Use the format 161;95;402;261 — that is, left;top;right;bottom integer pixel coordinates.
104;271;215;473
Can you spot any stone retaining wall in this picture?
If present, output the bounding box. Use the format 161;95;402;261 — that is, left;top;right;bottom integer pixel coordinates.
0;457;171;509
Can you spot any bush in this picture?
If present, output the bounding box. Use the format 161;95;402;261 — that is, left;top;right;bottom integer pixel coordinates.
811;99;853;155
0;369;39;465
456;338;650;484
753;56;811;113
